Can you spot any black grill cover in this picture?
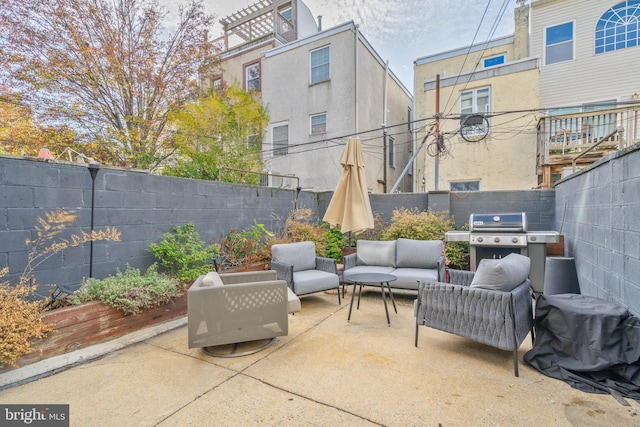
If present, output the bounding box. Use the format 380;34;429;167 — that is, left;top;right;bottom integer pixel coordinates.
524;294;640;402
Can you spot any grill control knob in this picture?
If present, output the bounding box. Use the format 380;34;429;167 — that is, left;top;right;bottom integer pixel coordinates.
512;237;519;244
494;237;500;243
477;236;483;243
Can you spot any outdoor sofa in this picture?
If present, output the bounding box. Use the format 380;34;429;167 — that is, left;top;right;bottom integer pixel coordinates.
342;238;446;290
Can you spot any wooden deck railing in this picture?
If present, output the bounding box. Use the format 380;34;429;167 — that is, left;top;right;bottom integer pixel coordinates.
536;105;640;186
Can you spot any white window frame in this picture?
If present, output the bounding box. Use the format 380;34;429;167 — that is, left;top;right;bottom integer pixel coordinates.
544;21;575;65
460;86;491;135
310;46;330;84
310;113;326;135
272;123;288;156
388;135;395;168
245;61;260;92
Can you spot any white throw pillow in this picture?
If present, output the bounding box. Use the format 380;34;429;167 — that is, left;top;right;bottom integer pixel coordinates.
470;253;530;291
201;271;224;287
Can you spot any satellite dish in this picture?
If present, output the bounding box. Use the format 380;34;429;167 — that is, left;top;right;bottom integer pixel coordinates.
459;114;489;142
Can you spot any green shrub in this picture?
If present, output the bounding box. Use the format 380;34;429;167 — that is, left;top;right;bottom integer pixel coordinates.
69;264;181;315
325;226;347;262
381;208;469;269
148;223;219;282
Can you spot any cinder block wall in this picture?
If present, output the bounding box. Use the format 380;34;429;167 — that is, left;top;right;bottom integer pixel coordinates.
554;144;640;317
0;156;313;297
0;155;577;302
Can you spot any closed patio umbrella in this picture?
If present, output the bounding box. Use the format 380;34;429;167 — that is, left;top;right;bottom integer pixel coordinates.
323;137;374;234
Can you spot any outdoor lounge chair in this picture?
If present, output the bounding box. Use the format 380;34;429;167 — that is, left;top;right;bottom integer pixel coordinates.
270;241;341;304
187;270;300;354
414;254;534;376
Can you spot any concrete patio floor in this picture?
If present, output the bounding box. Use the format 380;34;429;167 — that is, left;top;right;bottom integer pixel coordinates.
1;290;639;426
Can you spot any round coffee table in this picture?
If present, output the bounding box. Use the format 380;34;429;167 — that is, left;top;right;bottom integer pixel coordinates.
347;273;397;326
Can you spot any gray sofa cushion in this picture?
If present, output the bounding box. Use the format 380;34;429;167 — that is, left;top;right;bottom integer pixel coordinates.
396;238;443;269
471;253;530;291
356;240;396;267
392;268;439;290
271;241;316;272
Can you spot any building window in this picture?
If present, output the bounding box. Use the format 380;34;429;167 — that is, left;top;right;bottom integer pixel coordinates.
407;107;412;131
310;113;326;135
280;7;292;22
450;181;480;192
388;135;395;167
211;76;223;92
595;1;640;54
545;21;574;65
272;124;288;156
247;134;261;149
245;62;260;92
460;87;490;134
483;54;505;68
310;46;330;84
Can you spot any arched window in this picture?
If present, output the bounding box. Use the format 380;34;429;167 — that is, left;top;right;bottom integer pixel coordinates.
595;1;640;54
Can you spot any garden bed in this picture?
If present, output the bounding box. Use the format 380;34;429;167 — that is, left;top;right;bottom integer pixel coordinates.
0;294;187;373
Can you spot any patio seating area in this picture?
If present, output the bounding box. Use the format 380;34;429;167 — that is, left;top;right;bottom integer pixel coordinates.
1;290;637;426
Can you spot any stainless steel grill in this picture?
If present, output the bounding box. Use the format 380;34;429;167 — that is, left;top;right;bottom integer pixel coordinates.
445;212;559;293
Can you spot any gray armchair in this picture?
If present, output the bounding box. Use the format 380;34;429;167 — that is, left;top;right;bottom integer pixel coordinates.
414;254;534;377
270;241;341;304
188;270;300;352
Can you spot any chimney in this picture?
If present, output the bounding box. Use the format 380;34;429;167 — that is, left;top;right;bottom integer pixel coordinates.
317;15;322;31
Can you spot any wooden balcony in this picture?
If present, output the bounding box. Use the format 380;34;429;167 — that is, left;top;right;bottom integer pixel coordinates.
536;105;640;187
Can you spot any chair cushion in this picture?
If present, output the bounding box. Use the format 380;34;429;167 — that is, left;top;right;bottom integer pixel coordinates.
356;240;396;267
392;268;439;290
272;242;316;272
396;238;443;268
292;270;339;295
201;271;224;287
471;253;530;292
287;287;301;313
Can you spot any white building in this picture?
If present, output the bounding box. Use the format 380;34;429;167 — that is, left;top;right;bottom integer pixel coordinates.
212;0;413;192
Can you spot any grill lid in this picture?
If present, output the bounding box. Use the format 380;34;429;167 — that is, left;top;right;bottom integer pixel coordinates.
469;212;527;233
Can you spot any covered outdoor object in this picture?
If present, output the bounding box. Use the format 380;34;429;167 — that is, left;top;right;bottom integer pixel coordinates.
524;294;640;402
323;137;374;234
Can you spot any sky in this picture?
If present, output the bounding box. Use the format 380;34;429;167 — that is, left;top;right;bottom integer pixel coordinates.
162;0;517;92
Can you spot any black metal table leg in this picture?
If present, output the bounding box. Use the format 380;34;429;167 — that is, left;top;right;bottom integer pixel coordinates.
385;281;398;313
380;281;391;326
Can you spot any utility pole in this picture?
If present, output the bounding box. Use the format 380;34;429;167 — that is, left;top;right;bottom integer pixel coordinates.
434;74;441;191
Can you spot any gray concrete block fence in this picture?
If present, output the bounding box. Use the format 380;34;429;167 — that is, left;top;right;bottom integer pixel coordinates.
2;149;639;318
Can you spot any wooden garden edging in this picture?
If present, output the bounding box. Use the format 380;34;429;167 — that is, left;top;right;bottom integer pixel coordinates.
1;294;187;373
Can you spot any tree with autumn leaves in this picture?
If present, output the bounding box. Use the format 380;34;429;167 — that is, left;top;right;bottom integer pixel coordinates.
0;0;227;171
164;85;269;184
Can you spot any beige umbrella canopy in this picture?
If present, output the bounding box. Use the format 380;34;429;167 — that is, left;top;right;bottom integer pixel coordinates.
323;137;374;234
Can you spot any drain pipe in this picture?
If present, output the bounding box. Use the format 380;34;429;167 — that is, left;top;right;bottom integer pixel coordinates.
354;24;359;133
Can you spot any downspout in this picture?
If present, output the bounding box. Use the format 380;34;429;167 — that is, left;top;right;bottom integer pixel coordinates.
383;60;389;193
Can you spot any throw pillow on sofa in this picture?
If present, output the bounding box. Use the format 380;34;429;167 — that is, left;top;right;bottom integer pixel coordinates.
470;253;530;291
356;240;396;267
396;238;443;269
